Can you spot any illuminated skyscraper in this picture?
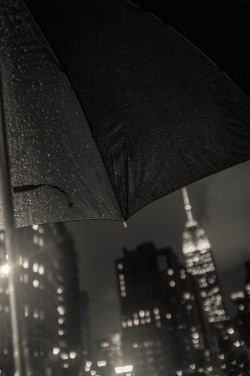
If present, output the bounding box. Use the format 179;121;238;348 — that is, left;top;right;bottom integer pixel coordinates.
182;187;227;324
116;242;209;376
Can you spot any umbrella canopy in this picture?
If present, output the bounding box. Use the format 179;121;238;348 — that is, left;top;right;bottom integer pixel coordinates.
131;0;250;97
0;0;250;229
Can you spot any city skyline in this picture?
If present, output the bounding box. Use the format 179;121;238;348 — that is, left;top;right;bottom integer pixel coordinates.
67;161;250;339
0;162;249;375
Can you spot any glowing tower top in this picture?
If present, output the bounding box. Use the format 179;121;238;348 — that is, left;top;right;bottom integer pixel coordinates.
181;188;227;323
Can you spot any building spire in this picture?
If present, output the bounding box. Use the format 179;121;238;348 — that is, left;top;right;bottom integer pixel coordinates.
181;187;195;224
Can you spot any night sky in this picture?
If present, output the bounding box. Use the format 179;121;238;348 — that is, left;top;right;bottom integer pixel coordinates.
67;160;250;339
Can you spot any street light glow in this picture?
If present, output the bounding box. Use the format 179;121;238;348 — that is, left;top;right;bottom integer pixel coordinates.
115;365;133;374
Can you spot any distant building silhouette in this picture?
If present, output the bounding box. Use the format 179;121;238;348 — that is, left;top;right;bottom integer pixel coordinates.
0;223;82;376
115;242;209;376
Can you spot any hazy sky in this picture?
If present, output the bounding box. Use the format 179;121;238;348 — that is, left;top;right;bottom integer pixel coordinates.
67;161;250;339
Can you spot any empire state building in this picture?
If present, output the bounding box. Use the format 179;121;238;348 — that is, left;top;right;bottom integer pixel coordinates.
181;187;227;324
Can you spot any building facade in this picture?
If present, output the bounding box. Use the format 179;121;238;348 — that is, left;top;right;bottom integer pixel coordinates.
0;223;82;376
182;187;227;325
115;242;208;376
181;188;248;375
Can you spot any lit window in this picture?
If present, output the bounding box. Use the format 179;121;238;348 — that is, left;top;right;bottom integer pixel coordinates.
38;265;44;275
70;352;77;359
57;305;66;315
167;269;173;276
119;274;124;280
101;342;109;348
58;317;65;325
63;363;69;368
117;263;123;270
122;321;127;328
153;308;159;315
33;309;39;319
97;360;107;367
24;305;29;317
127;320;133;327
38;238;44;247
61;352;69;360
58;329;65;336
33;280;39;288
0;264;9;275
169;280;175;287
121;291;126;297
33;263;39;273
33;235;38;244
133;319;139;326
192;333;199;339
23;259;29;269
139;310;145;318
239;304;245;311
57;287;63;294
38;227;44;234
183;292;190;300
32;225;38;230
53;347;60;355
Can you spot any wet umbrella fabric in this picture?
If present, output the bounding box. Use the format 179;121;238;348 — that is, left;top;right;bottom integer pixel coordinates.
0;0;250;229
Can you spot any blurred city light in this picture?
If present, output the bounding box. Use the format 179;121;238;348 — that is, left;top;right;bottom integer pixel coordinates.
115;365;133;374
53;347;60;355
0;263;9;275
69;351;77;359
97;360;107;367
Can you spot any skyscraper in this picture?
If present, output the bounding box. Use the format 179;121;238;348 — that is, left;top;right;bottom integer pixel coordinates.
115;242;207;376
0;223;82;376
182;187;227;324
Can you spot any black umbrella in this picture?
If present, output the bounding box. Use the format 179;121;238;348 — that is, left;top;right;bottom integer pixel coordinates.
0;0;250;229
0;0;250;374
